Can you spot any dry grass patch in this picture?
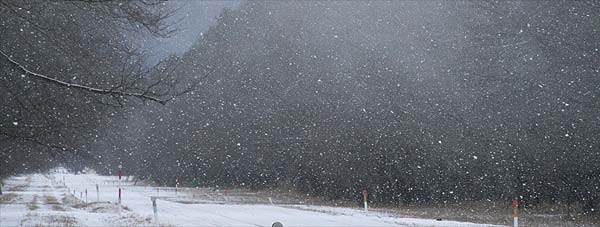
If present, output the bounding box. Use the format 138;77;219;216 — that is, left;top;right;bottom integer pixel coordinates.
107;213;168;227
517;203;600;227
174;200;204;204
44;194;59;204
25;215;78;227
47;215;78;227
44;194;67;211
380;201;511;224
8;184;28;191
367;200;599;227
0;192;19;204
51;204;67;211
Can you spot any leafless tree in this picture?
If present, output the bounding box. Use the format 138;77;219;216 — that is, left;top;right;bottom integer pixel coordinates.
0;0;191;176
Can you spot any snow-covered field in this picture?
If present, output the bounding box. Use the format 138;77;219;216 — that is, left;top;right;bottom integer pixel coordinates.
1;169;505;227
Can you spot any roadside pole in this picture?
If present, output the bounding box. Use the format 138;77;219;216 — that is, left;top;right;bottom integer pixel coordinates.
362;190;368;213
175;178;179;195
118;164;122;215
96;184;100;202
151;197;159;227
513;198;519;227
85;189;88;203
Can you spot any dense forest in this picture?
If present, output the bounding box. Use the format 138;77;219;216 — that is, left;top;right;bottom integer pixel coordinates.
2;1;599;215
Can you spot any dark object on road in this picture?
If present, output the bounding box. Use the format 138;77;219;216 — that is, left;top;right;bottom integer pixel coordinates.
272;222;283;227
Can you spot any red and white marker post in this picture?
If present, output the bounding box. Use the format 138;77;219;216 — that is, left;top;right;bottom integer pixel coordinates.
362;190;368;213
513;198;519;227
118;164;122;215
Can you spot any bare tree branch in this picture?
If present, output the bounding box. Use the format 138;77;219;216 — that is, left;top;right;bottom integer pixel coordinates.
1;50;170;104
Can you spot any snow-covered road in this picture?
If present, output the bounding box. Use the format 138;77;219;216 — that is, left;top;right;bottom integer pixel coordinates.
0;170;505;227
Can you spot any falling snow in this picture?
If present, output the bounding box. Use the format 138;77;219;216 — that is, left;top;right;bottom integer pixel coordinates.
1;1;599;226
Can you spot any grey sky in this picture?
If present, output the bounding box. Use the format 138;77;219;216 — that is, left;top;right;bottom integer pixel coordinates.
141;0;240;66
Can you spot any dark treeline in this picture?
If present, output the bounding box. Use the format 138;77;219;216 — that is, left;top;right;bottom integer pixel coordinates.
88;1;599;213
2;1;599;214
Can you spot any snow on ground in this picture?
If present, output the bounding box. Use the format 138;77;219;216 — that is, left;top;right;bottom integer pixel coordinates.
1;169;507;227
